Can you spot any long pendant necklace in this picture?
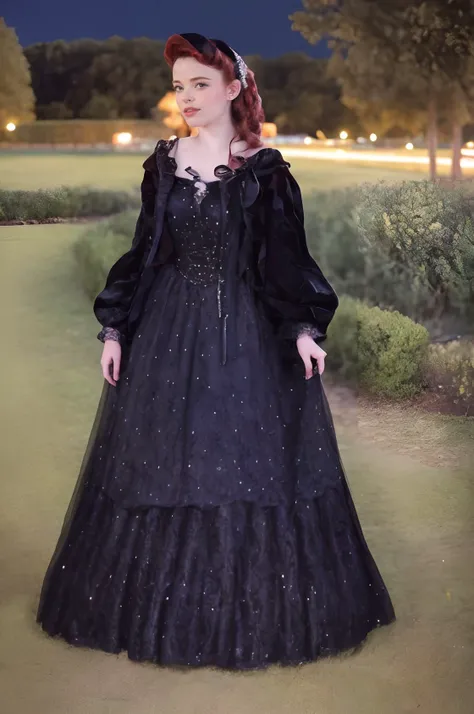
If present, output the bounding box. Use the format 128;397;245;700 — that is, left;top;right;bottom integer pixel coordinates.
216;139;235;364
183;137;237;364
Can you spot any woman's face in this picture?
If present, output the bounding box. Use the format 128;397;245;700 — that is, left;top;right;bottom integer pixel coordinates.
172;56;240;128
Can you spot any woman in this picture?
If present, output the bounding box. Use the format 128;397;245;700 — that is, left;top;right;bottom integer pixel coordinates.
36;33;396;670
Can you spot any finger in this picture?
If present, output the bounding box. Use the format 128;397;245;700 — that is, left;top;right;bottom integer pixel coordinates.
101;359;117;387
113;356;121;381
317;356;325;375
103;371;116;387
303;357;313;380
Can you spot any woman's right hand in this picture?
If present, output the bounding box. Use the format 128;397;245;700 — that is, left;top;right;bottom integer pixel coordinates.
101;340;122;386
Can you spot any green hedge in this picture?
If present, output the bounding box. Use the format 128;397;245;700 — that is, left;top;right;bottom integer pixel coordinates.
1;119;167;145
73;210;139;299
327;295;430;399
0;187;140;221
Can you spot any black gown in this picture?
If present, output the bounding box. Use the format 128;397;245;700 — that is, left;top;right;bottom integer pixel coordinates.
36;166;396;670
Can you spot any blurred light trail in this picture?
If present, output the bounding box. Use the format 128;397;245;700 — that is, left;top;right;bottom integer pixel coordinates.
278;147;474;170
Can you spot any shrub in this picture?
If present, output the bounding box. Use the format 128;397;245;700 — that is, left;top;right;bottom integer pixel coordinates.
73;210;139;299
422;340;474;416
305;180;474;328
305;187;430;321
327;295;430;399
355;180;474;321
0;187;140;222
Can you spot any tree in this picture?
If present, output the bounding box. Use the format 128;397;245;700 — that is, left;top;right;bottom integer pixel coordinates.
247;52;361;136
24;37;170;120
444;60;474;180
395;2;474;180
0;18;35;132
24;39;105;118
23;36;356;137
290;0;474;180
79;94;119;119
328;30;445;170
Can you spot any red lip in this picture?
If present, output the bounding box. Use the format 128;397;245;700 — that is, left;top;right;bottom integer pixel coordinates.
184;108;200;116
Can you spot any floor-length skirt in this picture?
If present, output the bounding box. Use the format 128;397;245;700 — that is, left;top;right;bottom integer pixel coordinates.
36;263;396;669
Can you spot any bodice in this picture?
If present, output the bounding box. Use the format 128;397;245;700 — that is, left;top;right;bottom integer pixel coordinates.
165;175;225;286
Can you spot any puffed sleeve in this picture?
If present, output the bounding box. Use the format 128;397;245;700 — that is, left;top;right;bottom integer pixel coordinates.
94;191;152;345
257;162;339;345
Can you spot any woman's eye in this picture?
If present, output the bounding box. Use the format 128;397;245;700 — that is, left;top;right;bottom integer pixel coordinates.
172;83;208;92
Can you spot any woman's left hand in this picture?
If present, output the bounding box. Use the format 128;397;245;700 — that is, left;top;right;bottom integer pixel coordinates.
296;334;327;379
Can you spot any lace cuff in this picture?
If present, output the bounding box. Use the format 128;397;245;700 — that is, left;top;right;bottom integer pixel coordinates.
276;321;326;342
97;326;122;344
294;322;325;341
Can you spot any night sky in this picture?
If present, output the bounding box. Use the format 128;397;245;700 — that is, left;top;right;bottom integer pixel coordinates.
2;0;329;59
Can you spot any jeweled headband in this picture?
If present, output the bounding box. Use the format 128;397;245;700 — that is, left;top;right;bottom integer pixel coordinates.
178;32;249;89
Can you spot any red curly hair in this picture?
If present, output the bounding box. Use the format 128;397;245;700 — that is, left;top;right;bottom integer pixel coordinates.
164;34;265;156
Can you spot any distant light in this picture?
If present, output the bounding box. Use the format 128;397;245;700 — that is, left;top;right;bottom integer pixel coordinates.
405;142;414;150
466;141;474;149
112;132;132;145
370;133;377;142
304;136;312;145
6;122;16;132
339;131;348;140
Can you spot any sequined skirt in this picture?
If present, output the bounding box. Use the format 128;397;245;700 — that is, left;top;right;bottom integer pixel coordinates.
36;263;396;668
76;264;357;510
36;476;395;669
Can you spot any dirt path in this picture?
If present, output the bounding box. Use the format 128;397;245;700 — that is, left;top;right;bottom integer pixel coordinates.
0;224;472;714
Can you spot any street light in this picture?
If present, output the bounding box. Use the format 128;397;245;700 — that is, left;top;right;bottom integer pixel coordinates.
339;130;348;140
6;122;16;132
370;133;377;142
112;132;132;145
405;142;414;150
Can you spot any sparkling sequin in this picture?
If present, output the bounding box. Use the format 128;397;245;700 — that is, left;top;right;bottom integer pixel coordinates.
169;176;222;286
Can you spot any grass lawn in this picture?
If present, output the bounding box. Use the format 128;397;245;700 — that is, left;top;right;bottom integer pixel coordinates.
0;151;427;194
0;153;146;192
